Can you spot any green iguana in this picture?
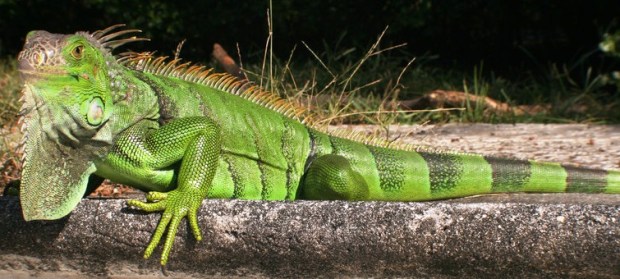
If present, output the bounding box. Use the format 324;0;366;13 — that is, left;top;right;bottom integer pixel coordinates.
16;25;620;266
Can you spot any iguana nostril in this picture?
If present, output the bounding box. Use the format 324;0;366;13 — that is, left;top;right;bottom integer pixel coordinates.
17;54;35;72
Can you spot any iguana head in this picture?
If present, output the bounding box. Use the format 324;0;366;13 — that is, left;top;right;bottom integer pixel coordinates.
17;25;144;221
18;30;115;142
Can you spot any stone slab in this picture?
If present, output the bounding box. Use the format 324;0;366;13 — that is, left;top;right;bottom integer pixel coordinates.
0;195;618;278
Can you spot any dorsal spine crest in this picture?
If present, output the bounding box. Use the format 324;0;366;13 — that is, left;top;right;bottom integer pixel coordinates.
101;25;462;153
118;50;314;125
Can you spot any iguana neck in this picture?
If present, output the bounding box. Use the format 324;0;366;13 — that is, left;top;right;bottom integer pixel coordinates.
105;60;161;136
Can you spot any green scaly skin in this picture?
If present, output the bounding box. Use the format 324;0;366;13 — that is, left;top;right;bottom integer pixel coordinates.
17;26;620;266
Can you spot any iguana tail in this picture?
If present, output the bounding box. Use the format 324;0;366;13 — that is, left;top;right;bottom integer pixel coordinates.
606;170;620;193
412;152;620;200
300;136;620;201
485;157;619;194
300;131;620;201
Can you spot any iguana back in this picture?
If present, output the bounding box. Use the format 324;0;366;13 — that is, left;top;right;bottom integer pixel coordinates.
113;51;620;202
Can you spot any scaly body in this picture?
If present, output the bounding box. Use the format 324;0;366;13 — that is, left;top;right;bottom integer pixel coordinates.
16;25;620;266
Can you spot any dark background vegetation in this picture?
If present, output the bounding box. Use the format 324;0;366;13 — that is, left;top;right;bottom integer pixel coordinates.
1;0;618;70
1;0;619;122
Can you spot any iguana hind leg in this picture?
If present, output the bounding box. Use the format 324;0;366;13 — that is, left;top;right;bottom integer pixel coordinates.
300;154;370;200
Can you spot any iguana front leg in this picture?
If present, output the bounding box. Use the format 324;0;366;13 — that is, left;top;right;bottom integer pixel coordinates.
96;116;221;265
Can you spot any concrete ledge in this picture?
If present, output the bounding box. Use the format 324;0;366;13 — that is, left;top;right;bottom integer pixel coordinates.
0;194;618;278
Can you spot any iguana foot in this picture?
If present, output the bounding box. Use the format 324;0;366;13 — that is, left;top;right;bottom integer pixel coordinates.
127;189;203;265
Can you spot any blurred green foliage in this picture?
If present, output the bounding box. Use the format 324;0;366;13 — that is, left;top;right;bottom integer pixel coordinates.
599;27;620;92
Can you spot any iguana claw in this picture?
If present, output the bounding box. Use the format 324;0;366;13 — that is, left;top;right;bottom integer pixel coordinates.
128;189;203;266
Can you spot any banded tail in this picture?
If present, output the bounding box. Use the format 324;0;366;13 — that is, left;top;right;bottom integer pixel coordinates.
482;156;620;195
301;134;620;202
378;150;620;201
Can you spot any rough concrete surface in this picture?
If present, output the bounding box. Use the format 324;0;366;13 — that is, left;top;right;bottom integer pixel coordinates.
0;195;619;278
1;124;619;278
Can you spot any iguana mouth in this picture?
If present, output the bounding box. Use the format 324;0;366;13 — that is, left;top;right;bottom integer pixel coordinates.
17;49;69;79
18;69;69;79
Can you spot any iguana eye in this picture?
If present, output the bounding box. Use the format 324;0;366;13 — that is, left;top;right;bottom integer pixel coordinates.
71;45;84;59
86;97;104;126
